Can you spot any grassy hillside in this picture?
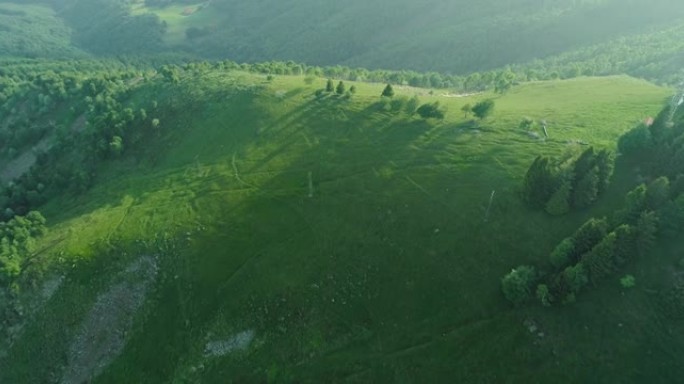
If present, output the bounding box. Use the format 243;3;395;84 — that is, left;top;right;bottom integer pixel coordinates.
1;67;679;382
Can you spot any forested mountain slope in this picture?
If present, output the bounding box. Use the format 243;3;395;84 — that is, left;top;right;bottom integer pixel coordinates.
0;2;87;58
137;0;684;81
2;0;684;83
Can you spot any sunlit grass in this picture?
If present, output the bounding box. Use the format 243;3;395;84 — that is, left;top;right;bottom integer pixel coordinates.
4;72;675;382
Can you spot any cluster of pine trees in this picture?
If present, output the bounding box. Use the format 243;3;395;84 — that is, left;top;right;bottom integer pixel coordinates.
503;177;675;306
160;60;521;92
523;147;614;215
504;101;684;307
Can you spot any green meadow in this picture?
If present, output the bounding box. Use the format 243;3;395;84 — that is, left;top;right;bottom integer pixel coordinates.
2;71;680;382
131;1;221;45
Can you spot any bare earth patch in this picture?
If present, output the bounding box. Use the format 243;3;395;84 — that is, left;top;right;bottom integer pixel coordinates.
441;92;482;98
60;256;158;384
0;136;52;184
41;275;64;301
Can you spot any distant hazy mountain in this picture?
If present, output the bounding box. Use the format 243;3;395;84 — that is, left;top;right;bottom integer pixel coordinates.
2;0;684;79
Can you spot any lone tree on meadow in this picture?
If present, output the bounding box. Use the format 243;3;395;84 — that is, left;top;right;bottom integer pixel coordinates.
472;99;495;120
336;81;346;95
416;102;446;120
326;79;334;93
461;103;472;119
522;155;556;208
501;265;537;305
381;84;395;97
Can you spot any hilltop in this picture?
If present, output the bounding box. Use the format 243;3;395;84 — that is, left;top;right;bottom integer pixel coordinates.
1;62;681;382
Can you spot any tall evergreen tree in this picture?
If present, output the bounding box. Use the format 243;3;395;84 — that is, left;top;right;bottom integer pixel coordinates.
613;224;637;265
326;79;334;92
573;147;596;182
617;184;648;224
618;124;653;155
562;262;589;295
381;84;395;97
572;166;599;208
595;149;614;195
571;217;609;262
545;179;572;216
645;176;671;210
582;232;617;283
636;211;658;256
649;105;672;144
336;81;346;95
550;237;575;269
523;156;557;208
501;265;537;305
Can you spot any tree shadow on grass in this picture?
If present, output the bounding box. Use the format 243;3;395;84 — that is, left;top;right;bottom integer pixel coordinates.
9;84;629;382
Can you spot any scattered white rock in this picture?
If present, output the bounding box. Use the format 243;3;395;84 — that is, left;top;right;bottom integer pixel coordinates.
204;330;255;357
60;256;158;384
41;275;64;301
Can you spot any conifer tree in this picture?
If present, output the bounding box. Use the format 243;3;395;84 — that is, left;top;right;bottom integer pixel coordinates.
523;156;556;208
573;147;596;182
595;149;614;195
636;211;658;256
336;81;346;95
582;232;617;283
645;176;670;210
572;217;609;262
562;262;589;295
381;83;395;97
546;179;572;216
550;237;575;269
501;265;537;305
613;224;637;265
572;166;599;208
